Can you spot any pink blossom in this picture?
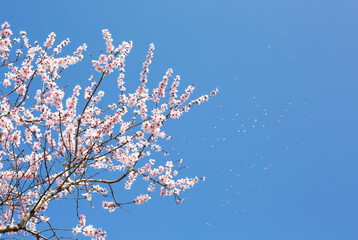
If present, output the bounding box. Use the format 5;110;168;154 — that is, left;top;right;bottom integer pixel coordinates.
79;214;86;227
72;226;82;236
160;187;167;197
44;32;56;48
40;215;50;222
134;194;151;205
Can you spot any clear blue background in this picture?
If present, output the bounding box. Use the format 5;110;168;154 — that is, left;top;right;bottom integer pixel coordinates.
2;1;358;239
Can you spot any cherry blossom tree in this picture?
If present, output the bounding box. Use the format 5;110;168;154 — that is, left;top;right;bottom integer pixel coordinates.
0;22;217;239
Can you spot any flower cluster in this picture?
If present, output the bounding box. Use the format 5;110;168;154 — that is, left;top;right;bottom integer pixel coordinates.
73;215;107;239
134;194;151;205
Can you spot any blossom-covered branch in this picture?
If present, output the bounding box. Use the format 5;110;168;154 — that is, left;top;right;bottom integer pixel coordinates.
0;22;218;239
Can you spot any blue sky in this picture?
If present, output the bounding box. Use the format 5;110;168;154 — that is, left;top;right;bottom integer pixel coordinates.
2;0;358;239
